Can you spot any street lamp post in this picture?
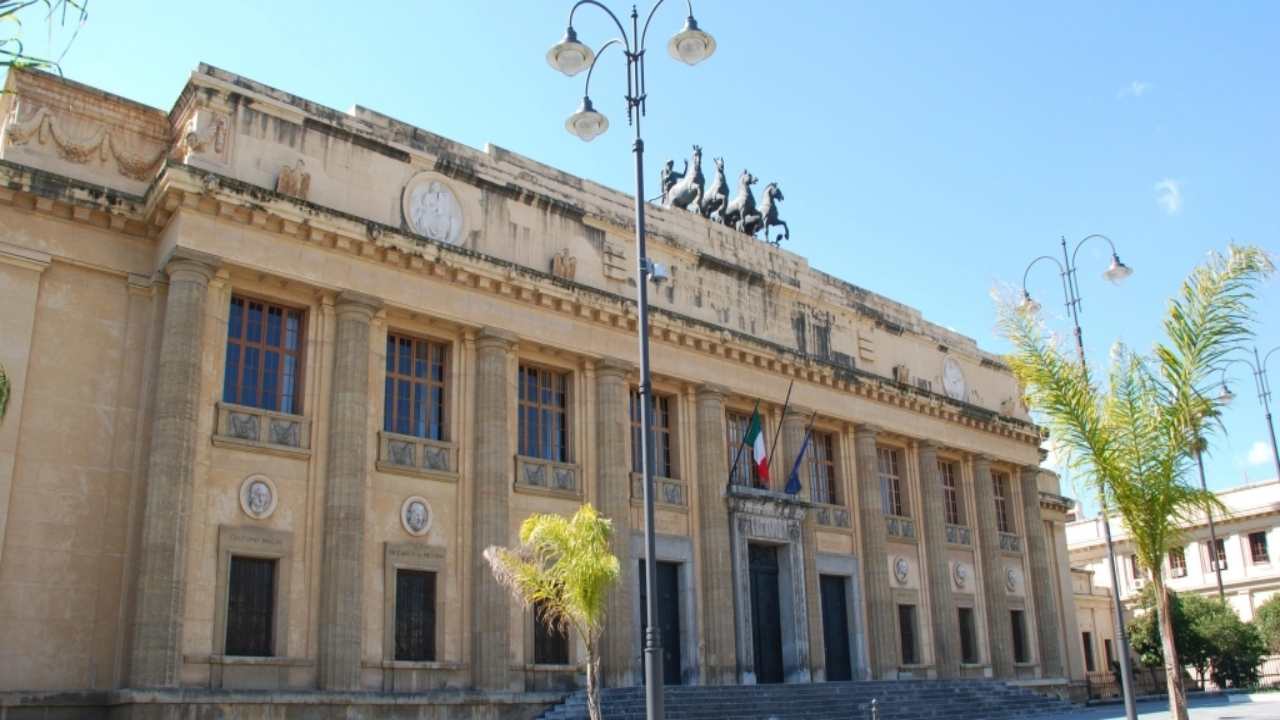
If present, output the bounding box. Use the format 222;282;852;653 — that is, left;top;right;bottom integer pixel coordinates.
547;4;716;719
1221;346;1280;485
1021;234;1138;720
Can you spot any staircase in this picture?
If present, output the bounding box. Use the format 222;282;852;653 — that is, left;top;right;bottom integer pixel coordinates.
537;679;1076;720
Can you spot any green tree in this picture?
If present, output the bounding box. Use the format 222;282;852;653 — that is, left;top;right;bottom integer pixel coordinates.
0;363;8;421
1198;603;1265;688
1257;594;1280;654
1128;587;1256;686
2;1;88;72
484;504;619;720
999;245;1273;720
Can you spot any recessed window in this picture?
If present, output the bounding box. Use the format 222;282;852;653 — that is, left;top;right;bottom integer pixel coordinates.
958;607;978;664
992;471;1013;534
808;431;838;505
533;600;569;665
1104;638;1114;666
631;390;674;478
940;460;963;526
518;365;570;462
898;604;918;665
383;333;448;440
223;296;305;413
1169;547;1187;578
879;447;907;517
726;411;766;489
1210;538;1228;571
225;556;275;657
1082;631;1096;672
394;569;437;662
1250;532;1270;564
1010;610;1029;663
1130;554;1143;580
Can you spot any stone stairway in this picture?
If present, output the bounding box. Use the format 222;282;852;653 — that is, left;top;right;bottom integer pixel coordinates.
537;679;1077;720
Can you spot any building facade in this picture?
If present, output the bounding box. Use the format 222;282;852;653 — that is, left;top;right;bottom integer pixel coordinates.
1066;480;1280;675
0;66;1083;714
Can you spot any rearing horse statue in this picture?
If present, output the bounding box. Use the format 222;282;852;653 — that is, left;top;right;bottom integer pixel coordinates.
720;169;757;232
756;183;789;245
701;157;729;220
663;145;704;212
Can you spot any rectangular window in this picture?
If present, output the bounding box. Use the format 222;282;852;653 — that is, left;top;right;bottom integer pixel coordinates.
383;333;448;440
225;556;275;657
1210;538;1228;571
518;365;570;462
1010;610;1029;663
993;471;1013;534
1169;547;1187;578
958;607;978;664
898;604;918;665
533;600;570;665
1082;631;1096;672
1130;554;1142;580
878;447;906;516
808;431;838;505
726;411;765;488
223;296;305;413
394;570;437;661
1104;638;1115;667
940;460;963;526
1250;532;1270;564
631;391;674;478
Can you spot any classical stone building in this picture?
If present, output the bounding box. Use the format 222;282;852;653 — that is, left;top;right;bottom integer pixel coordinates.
0;65;1084;716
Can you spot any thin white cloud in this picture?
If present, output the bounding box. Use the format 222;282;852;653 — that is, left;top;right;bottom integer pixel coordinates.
1155;178;1183;215
1118;80;1152;99
1247;441;1271;466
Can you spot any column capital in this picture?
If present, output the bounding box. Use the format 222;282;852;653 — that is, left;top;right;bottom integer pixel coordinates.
475;326;517;351
853;423;879;441
1020;464;1043;482
334;290;382;319
163;247;220;285
696;382;730;401
916;439;939;453
783;404;813;421
595;356;633;379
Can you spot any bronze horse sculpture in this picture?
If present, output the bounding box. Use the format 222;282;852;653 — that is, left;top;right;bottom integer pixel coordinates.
741;182;788;245
700;157;729;220
720;169;757;233
662;145;704;212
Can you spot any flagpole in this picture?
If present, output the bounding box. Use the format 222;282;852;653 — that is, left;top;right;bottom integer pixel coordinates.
765;379;795;488
727;398;761;489
784;411;819;496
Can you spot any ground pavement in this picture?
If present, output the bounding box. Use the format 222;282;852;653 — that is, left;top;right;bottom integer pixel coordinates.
1044;693;1280;720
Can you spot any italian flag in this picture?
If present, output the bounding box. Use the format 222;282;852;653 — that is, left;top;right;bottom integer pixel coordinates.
744;409;770;482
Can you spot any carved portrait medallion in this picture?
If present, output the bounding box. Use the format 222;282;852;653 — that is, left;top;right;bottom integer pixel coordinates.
239;474;278;520
1005;567;1019;593
893;556;910;585
952;561;969;590
403;173;463;245
401;496;433;537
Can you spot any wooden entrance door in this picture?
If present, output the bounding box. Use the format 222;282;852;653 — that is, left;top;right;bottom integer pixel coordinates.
819;574;852;680
748;544;784;684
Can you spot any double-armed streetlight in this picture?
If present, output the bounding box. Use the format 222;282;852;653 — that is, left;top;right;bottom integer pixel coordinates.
1220;346;1280;485
548;3;715;719
1021;234;1138;720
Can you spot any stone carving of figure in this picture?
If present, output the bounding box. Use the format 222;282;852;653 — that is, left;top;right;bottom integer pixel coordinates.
247;481;272;516
275;159;310;200
550;248;577;281
405;500;429;534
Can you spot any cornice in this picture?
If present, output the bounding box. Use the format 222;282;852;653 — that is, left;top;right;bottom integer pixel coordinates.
0;159;1044;450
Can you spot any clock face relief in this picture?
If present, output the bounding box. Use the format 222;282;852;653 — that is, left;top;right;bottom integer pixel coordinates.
403;176;463;245
943;357;967;401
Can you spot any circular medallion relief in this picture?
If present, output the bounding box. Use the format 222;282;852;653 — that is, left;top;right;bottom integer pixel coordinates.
893;557;910;585
1005;567;1019;593
239;474;278;520
403;174;464;245
943;357;967;401
952;562;969;589
401;496;433;537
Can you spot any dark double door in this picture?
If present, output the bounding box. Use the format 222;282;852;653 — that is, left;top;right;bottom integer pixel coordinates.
748;544;784;684
638;560;682;685
819;574;852;681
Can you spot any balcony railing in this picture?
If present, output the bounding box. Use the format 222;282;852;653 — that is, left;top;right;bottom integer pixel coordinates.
377;431;457;478
214;402;310;455
813;503;853;529
999;532;1022;553
630;473;687;507
886;514;916;540
946;524;972;546
515;456;580;497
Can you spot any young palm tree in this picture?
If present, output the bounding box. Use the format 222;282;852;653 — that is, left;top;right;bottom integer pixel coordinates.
999;245;1271;720
484;504;619;720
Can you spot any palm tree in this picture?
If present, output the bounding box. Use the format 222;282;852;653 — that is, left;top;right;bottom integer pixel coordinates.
484;504;619;720
999;245;1272;720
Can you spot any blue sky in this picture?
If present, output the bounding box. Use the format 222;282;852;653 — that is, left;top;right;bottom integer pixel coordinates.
12;1;1278;507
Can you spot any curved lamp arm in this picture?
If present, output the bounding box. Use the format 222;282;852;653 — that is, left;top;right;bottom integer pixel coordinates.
1021;254;1066;296
568;0;633;54
1070;233;1120;269
640;0;693;52
1262;346;1280;374
582;38;625;98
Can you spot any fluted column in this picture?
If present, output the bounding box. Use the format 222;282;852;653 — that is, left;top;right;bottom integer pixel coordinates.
695;384;736;684
470;328;516;690
973;455;1013;677
854;425;898;678
317;291;380;690
129;249;219;687
596;358;635;686
781;408;825;679
1021;465;1064;677
917;442;960;677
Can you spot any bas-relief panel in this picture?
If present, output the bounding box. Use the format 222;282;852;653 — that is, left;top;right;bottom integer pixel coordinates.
629;505;690;537
817;531;855;555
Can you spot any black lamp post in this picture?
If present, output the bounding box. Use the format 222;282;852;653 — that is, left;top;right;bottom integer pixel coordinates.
1021;234;1138;720
547;3;715;719
1221;346;1280;486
